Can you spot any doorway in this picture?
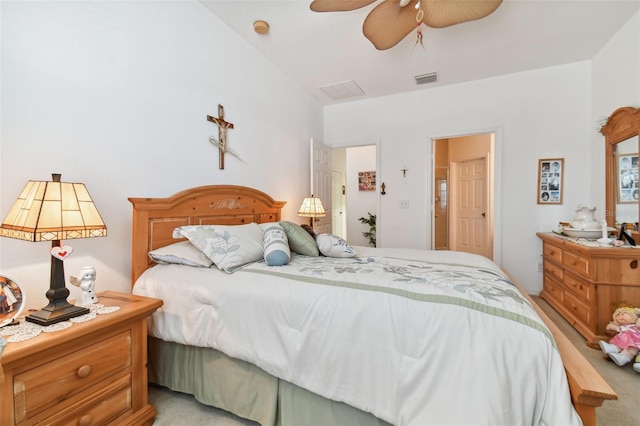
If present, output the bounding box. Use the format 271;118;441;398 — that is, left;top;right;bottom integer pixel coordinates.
433;133;495;260
329;144;378;246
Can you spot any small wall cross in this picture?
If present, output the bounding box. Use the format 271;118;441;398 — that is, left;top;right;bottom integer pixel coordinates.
207;104;235;170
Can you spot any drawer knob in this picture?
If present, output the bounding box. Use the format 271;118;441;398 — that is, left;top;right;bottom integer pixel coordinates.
78;414;92;426
631;260;638;269
77;365;92;378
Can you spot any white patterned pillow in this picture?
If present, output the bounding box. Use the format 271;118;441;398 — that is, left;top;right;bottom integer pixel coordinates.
316;233;357;258
173;223;264;273
260;223;290;266
148;241;214;267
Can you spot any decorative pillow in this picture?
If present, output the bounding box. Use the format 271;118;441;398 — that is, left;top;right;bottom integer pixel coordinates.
316;233;357;258
148;241;214;267
261;223;290;266
280;221;319;257
173;223;264;273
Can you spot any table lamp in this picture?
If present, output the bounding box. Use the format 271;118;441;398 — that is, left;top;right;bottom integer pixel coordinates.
297;195;326;228
0;174;107;326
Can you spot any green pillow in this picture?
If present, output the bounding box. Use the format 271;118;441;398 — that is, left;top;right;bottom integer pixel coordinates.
280;221;319;256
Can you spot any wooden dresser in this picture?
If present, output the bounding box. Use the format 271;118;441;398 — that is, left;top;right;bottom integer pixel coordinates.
0;291;162;426
537;232;640;348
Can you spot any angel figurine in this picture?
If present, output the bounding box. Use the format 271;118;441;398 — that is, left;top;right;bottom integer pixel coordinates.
70;266;98;307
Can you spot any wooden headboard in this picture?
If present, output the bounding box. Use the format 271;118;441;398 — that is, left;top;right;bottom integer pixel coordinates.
128;185;286;285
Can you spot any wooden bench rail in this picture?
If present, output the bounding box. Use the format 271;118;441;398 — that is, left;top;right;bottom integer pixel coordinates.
506;270;617;426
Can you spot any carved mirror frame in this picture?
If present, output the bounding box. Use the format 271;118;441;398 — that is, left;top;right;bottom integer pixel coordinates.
601;106;640;240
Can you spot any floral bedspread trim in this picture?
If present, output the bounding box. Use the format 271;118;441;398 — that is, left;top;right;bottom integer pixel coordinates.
241;255;554;345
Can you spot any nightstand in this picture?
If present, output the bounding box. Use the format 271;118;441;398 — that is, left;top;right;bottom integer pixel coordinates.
0;291;163;425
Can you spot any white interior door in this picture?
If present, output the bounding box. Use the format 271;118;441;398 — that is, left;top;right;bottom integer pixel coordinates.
452;157;488;257
311;138;332;234
331;170;346;238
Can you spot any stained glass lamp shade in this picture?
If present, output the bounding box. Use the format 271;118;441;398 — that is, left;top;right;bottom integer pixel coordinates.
0;174;107;325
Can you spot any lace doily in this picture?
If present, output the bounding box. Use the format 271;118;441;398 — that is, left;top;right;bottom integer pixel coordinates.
0;303;120;343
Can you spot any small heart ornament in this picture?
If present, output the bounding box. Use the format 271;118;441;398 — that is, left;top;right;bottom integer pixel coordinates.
51;245;73;260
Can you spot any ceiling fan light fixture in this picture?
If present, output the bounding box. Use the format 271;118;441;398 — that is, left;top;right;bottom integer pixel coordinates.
415;72;438;85
311;0;503;50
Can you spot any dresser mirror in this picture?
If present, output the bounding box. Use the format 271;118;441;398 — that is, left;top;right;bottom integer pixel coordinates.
601;106;640;240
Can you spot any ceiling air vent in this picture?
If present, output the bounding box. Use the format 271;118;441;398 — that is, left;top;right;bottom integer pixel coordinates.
319;80;365;100
415;72;438;85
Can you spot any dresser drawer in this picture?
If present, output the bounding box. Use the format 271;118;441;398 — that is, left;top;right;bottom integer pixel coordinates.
543;275;563;303
563;291;591;326
543;260;563;282
563;273;591;303
14;331;131;422
595;258;640;284
543;242;563;264
563;251;593;279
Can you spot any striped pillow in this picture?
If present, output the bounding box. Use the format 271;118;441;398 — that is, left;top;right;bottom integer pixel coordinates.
262;223;291;266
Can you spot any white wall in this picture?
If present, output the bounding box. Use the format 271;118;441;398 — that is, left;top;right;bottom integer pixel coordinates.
325;10;640;295
0;1;323;310
326;63;593;294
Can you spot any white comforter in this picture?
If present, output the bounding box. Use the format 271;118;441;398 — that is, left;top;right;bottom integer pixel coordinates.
133;247;581;426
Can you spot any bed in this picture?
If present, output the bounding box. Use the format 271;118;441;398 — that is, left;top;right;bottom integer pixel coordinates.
129;185;616;426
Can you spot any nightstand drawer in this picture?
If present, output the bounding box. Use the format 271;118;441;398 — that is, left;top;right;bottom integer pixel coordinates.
48;375;132;426
543;243;562;264
14;331;131;422
564;273;591;303
563;251;593;279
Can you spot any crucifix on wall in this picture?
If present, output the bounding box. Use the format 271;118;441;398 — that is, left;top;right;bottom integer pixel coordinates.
207;104;239;169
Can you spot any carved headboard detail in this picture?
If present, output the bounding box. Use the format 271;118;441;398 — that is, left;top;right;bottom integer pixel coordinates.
128;185;286;285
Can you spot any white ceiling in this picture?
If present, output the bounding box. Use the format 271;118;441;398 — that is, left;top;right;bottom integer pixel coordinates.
201;0;640;105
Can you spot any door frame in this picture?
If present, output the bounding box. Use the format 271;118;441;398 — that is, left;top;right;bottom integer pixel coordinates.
430;128;503;265
329;139;382;247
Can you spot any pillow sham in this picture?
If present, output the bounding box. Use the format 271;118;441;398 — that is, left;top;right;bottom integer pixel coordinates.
148;241;214;267
173;223;264;273
261;223;290;266
316;233;357;258
280;221;319;257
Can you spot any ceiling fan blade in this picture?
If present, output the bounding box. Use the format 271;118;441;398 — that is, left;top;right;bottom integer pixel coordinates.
363;0;421;50
310;0;377;12
422;0;503;28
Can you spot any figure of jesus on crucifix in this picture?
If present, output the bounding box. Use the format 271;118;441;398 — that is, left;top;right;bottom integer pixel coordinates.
207;104;239;169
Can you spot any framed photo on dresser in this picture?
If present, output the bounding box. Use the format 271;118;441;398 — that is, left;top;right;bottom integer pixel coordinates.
617;153;638;203
537;158;563;204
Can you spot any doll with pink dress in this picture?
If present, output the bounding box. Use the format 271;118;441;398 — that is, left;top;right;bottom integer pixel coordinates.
599;305;640;369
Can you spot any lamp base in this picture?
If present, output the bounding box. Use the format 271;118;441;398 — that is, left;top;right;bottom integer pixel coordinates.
25;301;89;326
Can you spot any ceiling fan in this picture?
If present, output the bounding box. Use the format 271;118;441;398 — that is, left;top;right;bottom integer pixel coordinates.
310;0;503;50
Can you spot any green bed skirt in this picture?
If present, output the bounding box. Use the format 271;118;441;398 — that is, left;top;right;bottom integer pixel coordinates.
148;337;391;426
